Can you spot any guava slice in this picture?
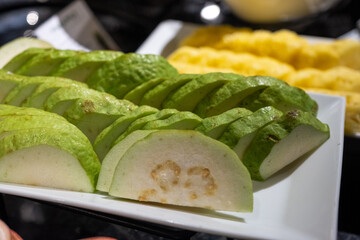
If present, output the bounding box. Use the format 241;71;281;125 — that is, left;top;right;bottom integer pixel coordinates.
194;75;287;118
0;107;100;192
86;53;178;98
241;84;318;115
0;37;53;69
43;86;135;115
15;49;82;76
3;48;51;73
196;108;253;139
96;130;156;192
142;111;202;130
109;130;253;212
43;87;136;143
140;74;199;108
0;70;24;103
219;106;283;159
50;50;123;82
2;76;49;106
0;104;61;118
113;109;179;144
0;114;73;133
2;76;84;107
162;72;239;111
242;109;330;180
123;77;167;105
94;105;159;161
22;78;88;108
0;128;100;192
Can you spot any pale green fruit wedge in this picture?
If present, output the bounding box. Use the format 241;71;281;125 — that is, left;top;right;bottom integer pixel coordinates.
242;109;330;181
0;105;79;137
86;53;178;98
0;107;100;192
0;104;18;112
0;105;64;128
0;70;24;102
140;74;199;108
0;37;53;69
0;104;62;119
50;50;123;82
142;111;202;130
113;109;179;145
0;106;71;141
2;76;84;107
43;86;135;115
23;78;88;108
240;85;318;115
162;72;239;111
195;108;253;139
0;128;100;192
123;77;167;105
15;49;83;76
43;85;95;114
109;130;253;212
94;105;158;161
43;86;136;143
219;106;283;160
61;91;135;143
195;75;287;118
3;48;50;72
2;76;51;106
96;130;156;192
0;114;75;134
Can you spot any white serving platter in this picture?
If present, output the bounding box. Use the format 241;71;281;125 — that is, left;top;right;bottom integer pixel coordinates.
0;19;346;240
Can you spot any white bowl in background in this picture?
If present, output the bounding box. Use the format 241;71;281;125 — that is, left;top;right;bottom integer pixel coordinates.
223;0;340;23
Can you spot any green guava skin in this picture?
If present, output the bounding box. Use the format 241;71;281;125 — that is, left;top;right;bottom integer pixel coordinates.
196;107;253;139
162;72;240;111
50;50;123;82
93;105;159;160
242;109;330;181
86;53;178;98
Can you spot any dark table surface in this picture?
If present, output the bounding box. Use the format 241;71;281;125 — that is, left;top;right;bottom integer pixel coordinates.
0;0;359;239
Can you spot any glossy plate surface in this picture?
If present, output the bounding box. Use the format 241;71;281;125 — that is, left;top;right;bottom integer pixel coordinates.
0;20;346;240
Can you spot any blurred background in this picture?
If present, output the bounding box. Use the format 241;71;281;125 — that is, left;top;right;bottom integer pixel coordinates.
0;0;359;52
0;0;359;239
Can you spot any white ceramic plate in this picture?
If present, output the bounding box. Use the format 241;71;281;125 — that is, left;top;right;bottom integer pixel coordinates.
0;20;346;240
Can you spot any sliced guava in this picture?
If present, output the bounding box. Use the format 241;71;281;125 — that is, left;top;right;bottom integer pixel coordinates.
140;74;199;108
109;130;253;212
50;50;123;82
15;49;82;76
219;106;283;160
142;111;202;130
94;105;159;161
162;72;239;111
123;77;167;105
242;109;330;180
196;108;253;139
0;37;52;69
86;53;178;98
194;75;287;118
0;70;24;102
96;130;156;192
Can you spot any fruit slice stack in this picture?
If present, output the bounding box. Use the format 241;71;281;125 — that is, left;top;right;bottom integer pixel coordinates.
0;45;330;181
0;39;331;211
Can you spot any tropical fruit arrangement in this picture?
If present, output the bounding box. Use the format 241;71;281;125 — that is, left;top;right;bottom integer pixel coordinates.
0;37;330;212
168;25;360;136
